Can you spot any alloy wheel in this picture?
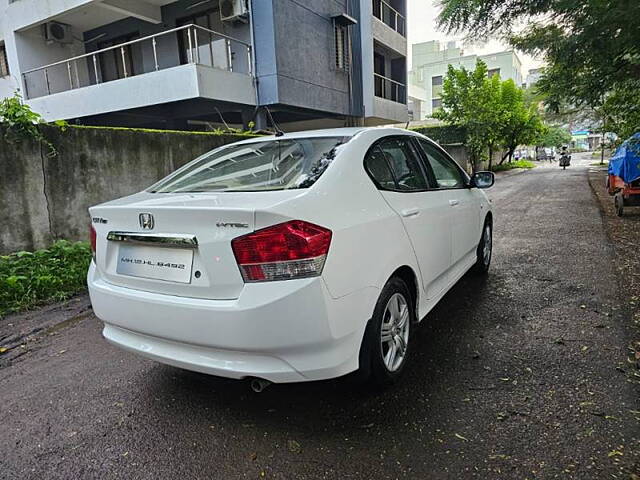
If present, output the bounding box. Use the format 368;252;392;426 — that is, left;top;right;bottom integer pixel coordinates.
483;224;492;266
380;293;410;372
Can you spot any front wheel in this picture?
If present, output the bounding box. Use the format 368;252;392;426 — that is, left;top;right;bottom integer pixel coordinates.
359;277;413;386
472;220;492;275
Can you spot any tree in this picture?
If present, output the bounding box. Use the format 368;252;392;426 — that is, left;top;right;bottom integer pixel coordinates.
434;61;544;169
537;125;572;148
498;79;544;164
437;0;640;139
434;60;504;170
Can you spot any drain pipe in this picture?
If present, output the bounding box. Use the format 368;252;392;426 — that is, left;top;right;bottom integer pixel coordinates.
250;378;272;393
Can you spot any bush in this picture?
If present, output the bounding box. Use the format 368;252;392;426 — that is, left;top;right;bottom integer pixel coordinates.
410;125;467;145
0;241;91;318
491;160;536;172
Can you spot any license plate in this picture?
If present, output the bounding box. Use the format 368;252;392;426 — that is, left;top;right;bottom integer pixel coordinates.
116;244;194;284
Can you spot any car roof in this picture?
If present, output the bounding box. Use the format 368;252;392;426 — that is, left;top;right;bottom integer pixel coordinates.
231;126;416;145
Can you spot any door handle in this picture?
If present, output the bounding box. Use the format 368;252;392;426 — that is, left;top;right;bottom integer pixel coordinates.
449;199;460;206
401;208;419;217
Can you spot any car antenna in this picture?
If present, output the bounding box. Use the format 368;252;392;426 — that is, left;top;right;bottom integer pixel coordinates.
264;106;285;137
214;107;230;131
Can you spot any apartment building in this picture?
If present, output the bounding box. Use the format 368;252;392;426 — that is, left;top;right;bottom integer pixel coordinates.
0;0;407;130
409;40;523;118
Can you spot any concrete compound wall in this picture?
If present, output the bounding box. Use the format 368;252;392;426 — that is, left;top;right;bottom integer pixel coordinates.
0;125;250;253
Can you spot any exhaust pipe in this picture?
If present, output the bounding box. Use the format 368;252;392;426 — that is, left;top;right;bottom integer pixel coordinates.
250;378;272;393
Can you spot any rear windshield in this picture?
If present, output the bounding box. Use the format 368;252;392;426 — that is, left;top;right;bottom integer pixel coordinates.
149;136;350;193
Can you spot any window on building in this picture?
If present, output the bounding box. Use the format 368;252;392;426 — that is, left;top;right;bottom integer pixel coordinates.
432;98;442;109
0;44;9;78
432;75;443;86
488;68;500;78
334;24;349;71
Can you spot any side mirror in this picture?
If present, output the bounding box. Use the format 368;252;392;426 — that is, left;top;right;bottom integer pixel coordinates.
470;171;495;189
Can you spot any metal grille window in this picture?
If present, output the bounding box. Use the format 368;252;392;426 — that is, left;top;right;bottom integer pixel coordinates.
0;44;9;78
334;24;349;71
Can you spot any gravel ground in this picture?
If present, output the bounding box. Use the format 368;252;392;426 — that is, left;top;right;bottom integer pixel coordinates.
1;158;639;479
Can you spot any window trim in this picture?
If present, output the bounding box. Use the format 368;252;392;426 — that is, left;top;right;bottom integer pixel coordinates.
411;136;470;190
0;43;10;78
363;135;433;193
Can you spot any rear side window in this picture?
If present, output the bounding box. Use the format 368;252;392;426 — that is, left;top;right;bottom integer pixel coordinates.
417;139;466;189
377;138;428;191
364;146;396;190
150;137;350;193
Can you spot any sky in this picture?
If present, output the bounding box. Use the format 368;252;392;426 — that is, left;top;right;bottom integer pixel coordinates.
406;0;544;75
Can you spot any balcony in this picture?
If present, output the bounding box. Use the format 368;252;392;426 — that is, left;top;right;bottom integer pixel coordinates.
23;24;251;99
21;24;256;121
373;0;406;37
371;73;407;124
374;73;406;104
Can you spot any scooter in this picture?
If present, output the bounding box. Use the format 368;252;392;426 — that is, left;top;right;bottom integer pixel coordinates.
559;154;571;170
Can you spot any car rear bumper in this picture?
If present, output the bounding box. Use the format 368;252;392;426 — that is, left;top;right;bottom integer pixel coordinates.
88;263;377;383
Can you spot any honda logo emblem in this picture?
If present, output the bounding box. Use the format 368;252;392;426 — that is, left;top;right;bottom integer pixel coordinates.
139;213;154;230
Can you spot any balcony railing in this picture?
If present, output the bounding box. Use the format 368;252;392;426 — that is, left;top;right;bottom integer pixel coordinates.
373;0;406;37
374;73;406;104
22;24;252;100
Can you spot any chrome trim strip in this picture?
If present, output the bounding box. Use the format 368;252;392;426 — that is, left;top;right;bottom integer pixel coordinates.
107;232;198;249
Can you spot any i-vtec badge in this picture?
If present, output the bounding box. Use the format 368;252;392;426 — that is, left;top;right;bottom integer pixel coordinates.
92;217;108;224
216;222;249;228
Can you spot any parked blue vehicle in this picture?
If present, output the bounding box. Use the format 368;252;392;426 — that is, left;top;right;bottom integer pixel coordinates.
607;132;640;216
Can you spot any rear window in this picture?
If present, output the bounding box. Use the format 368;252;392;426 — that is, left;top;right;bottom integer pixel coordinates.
150;136;350;193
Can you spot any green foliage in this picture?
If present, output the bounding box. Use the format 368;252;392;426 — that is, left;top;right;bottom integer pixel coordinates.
437;0;640;139
0;241;91;318
434;60;504;168
434;60;544;168
491;160;536;172
410;125;467;144
498;79;545;163
537;125;572;148
0;92;60;156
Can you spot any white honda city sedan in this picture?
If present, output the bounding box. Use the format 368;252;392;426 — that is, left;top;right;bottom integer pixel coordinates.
88;127;494;388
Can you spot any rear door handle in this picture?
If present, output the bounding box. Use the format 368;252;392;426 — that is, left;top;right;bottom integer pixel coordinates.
449;199;460;207
401;208;419;217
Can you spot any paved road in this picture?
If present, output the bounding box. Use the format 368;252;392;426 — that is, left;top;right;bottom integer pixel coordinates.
1;158;638;479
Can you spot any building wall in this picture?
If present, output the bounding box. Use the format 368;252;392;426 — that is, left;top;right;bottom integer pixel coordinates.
410;40;524;117
0;125;251;253
0;0;19;98
0;0;406;126
253;0;356;118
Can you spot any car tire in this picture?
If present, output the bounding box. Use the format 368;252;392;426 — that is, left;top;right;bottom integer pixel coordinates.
358;277;414;387
472;219;492;275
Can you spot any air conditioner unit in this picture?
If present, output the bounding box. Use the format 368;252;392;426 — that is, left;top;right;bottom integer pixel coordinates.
219;0;248;23
45;22;73;44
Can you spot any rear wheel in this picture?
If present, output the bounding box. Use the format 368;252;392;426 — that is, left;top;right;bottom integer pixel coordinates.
472;220;492;275
359;277;413;386
614;192;625;216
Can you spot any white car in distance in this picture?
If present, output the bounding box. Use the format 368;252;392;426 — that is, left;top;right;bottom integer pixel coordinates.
88;127;494;390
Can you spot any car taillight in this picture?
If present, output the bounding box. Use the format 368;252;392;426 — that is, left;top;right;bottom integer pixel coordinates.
89;224;97;261
231;220;332;282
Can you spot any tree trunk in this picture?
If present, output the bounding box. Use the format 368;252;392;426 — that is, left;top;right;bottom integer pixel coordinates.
488;146;493;171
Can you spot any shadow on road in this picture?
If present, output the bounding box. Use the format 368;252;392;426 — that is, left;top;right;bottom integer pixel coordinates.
135;270;513;437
